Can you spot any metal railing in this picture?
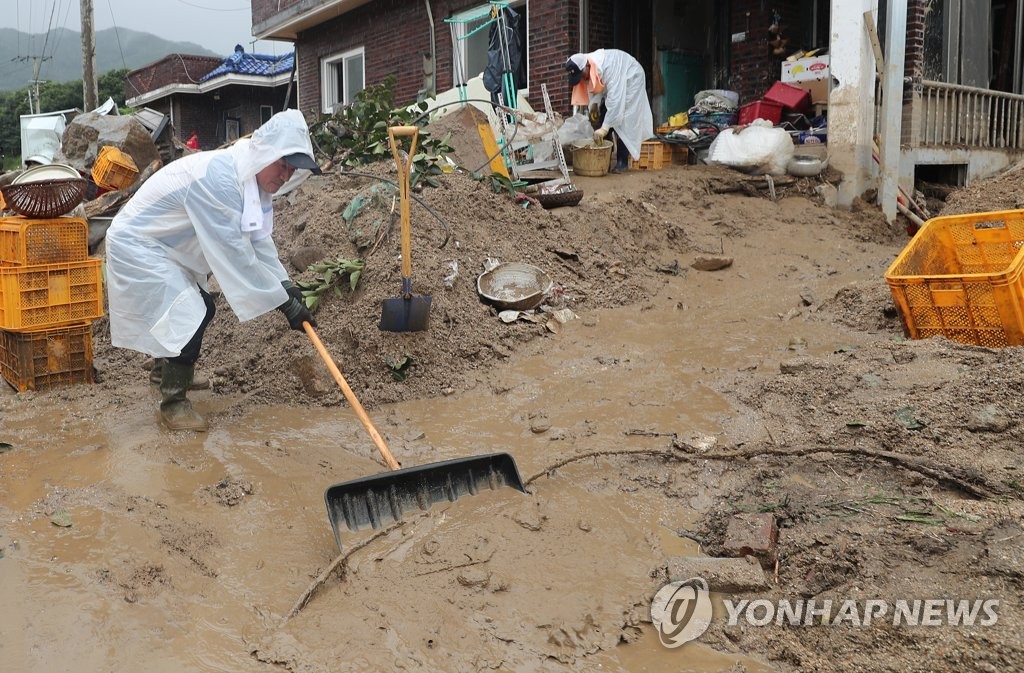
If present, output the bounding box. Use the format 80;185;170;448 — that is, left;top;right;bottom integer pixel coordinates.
919;80;1024;149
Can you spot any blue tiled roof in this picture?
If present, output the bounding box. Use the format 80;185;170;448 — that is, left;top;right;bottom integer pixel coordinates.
200;45;294;82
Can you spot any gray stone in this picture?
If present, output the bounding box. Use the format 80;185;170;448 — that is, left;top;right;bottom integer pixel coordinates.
967;404;1012;433
290;246;328;272
691;256;734;272
780;356;827;374
664;555;771;593
61;112;161;176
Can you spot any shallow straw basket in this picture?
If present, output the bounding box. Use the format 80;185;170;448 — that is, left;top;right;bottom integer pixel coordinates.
536;187;584;209
571;140;613;177
0;178;88;218
477;262;554;311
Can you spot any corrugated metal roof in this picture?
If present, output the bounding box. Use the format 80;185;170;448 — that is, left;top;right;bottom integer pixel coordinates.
199;45;294;81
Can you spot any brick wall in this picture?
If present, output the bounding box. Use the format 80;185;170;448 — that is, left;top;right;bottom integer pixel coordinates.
292;0;582;116
905;0;927;102
251;0;303;28
125;54;222;101
728;0;801;105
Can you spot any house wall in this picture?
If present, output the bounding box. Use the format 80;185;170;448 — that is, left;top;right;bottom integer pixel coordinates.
252;0;302;27
125;55;222;102
289;0;583;117
728;0;803;104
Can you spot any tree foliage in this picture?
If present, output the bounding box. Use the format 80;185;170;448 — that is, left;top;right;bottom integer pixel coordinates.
0;69;129;164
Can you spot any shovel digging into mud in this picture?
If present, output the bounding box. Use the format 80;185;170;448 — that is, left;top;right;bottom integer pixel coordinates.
303;323;526;551
380;125;432;332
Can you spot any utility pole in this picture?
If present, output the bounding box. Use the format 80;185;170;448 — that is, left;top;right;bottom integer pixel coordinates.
81;0;98;110
29;57;49;115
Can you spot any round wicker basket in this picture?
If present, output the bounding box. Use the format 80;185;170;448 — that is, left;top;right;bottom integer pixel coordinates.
571;140;613;177
535;188;584;209
0;178;88;218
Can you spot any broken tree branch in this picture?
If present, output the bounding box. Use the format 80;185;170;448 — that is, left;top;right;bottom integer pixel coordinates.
525;443;1006;500
283;521;406;623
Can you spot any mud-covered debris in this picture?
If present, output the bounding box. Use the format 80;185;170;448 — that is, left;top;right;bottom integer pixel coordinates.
691;256;733;271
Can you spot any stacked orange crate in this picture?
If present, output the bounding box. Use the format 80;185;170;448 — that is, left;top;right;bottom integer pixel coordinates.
0;216;103;391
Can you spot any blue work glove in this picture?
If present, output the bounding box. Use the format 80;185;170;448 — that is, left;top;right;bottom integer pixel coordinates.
278;297;317;331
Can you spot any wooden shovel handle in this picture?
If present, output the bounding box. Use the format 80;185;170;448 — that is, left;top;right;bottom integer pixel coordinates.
387;125;418;281
303;322;400;470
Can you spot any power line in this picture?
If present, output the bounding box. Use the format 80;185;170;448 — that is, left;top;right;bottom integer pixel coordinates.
170;0;250;11
104;0;128;71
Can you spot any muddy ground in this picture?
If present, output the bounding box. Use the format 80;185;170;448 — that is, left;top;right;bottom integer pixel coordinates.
1;155;1023;673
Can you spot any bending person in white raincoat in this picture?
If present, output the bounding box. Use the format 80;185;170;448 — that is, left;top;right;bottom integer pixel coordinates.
565;49;654;172
106;109;320;432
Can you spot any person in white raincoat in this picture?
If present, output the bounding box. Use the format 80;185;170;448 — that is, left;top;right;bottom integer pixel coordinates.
565;49;654;172
106;109;320;432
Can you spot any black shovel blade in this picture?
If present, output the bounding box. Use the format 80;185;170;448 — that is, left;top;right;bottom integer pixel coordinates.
324;452;526;550
379;295;432;332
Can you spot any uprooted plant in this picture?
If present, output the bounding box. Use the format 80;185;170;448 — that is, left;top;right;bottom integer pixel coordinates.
310;76;453;189
295;257;365;311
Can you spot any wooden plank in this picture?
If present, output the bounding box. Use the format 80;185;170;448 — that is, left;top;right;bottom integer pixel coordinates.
863;10;884;79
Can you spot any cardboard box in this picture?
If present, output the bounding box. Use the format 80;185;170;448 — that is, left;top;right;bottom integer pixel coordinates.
793;78;830;105
782;56;830;104
782;55;830;82
782;55;831;104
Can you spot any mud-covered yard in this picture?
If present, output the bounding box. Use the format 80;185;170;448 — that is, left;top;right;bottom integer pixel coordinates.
1;161;1022;673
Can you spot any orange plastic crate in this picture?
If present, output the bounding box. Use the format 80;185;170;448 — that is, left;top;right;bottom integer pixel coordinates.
0;321;94;392
885;209;1024;347
91;146;138;191
629;141;672;171
0;258;104;330
0;216;89;265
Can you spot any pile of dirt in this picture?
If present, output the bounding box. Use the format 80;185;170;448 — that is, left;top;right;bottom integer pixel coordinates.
91;163;897;413
938;161;1024;215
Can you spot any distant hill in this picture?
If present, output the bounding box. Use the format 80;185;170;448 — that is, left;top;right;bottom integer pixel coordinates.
0;27;221;92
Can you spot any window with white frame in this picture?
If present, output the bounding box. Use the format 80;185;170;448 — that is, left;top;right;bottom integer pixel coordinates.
321;47;365;113
450;1;528;94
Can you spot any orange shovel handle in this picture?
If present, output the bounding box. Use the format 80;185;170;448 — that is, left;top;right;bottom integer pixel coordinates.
387;125;418;281
303;322;400;470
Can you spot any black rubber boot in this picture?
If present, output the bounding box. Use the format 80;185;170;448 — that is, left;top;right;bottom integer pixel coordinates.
159;361;209;432
150;357;210;390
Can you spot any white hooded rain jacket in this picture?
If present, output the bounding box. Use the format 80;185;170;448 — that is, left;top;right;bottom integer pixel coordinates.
106;109;316;357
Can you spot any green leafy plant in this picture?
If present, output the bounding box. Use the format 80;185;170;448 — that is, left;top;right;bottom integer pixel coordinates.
309;76;453;189
386;355;414;381
476;171;518;196
295;258;365;311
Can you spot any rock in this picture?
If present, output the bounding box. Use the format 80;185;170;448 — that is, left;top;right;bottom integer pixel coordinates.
815;183;839;208
61;111;161;176
293;356;329;396
780;356;827;374
512;503;544;531
967;404;1012;433
691;256;733;271
664;555;771;593
456;567;491;588
290;246;328;272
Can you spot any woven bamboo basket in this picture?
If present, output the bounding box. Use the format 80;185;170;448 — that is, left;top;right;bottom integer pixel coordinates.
0;178;88;218
536;187;584;209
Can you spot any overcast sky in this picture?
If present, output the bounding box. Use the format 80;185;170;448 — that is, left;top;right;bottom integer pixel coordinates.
0;0;286;57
